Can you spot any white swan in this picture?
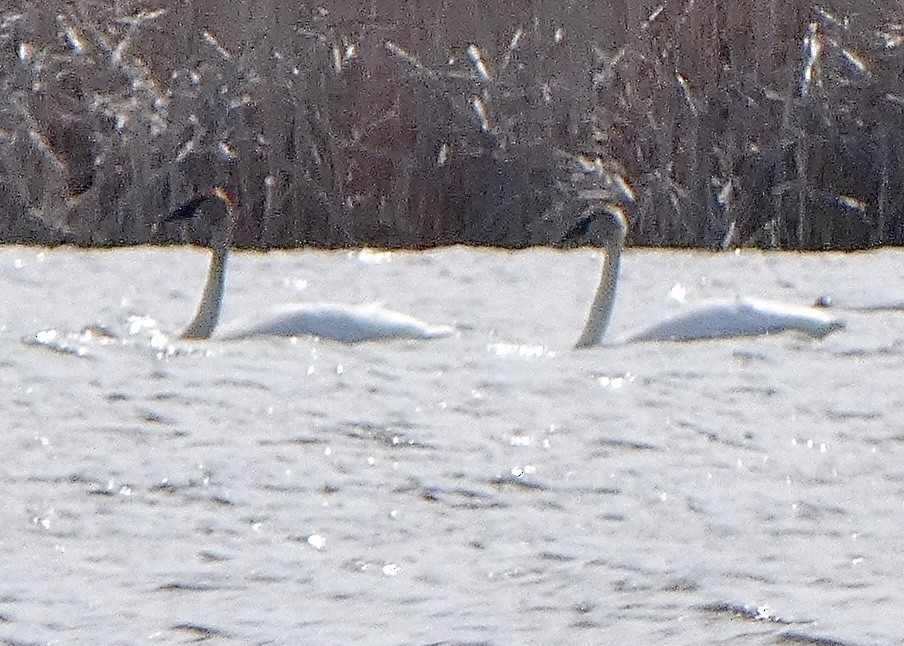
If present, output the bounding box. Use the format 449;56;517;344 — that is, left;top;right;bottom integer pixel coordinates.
573;208;844;348
164;188;453;342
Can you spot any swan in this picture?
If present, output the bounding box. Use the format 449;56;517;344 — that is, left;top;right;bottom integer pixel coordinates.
163;187;453;342
573;208;844;348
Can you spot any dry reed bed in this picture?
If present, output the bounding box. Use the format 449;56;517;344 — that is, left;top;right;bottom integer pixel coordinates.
1;1;903;249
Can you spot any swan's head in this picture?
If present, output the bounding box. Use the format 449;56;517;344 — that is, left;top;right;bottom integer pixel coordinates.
164;187;235;252
562;206;628;250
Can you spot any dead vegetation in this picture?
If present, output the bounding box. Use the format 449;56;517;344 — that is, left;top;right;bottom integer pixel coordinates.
1;1;903;249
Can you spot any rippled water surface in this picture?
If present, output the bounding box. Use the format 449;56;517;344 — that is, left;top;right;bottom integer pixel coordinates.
2;244;903;645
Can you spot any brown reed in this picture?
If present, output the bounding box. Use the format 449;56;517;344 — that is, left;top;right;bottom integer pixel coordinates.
1;1;904;249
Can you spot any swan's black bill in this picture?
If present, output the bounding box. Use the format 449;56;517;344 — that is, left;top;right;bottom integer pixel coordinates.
562;214;596;243
165;187;236;223
164;194;218;222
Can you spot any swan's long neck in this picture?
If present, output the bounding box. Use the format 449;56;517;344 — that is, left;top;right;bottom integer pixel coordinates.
181;243;228;339
574;215;626;349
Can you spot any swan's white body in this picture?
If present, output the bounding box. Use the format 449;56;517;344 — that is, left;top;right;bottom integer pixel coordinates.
225;302;454;342
167;189;452;343
574;209;844;347
629;296;843;342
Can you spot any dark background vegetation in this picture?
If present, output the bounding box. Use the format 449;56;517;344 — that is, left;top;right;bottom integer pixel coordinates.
2;1;904;249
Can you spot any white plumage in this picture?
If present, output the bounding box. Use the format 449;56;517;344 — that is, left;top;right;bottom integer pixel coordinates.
165;188;452;343
574;209;844;347
629;296;843;342
225;302;453;343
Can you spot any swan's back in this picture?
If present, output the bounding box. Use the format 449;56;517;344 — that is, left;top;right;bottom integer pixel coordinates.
630;297;844;342
227;303;455;343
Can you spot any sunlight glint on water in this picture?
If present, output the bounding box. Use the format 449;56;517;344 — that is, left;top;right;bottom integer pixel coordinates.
1;244;902;645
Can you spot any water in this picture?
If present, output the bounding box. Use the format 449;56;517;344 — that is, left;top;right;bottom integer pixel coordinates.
1;244;902;645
